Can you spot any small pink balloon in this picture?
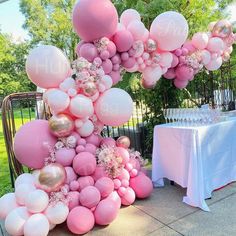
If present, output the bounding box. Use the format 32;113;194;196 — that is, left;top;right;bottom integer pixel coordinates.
121;52;129;61
65;167;77;184
75;41;85;55
122;57;136;69
100;137;116;147
117;169;130;181
84;143;97;154
92;166;108;181
174;78;189;89
107;41;117;58
73;152;96;176
118;186;127;197
115;147;130;164
94;199;119;225
100;50;110;60
67;206;95;235
174;48;182;56
79;43;98;62
78;176;94;191
130;168;138;177
192;32;209;50
164;68;176;80
102;59;113;74
121;179;129;188
72;0;118;42
130;174;153;199
80;186;101;208
113;30;134;52
85;133;102;147
121;187;136;206
181;48;189;56
111;54;121;64
70;181;80;191
93;57;103;66
77;138;87;146
175;65;194;81
201;49;211;65
76;145;86;153
55;148;76;167
67;191;80;211
95;177;114;198
113;64;120;71
109;71;121;85
183;41;196;53
125;163;133;172
113;179;122;189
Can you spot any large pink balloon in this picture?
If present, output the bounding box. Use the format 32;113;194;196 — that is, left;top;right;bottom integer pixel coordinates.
94;199;119;225
67;206;95;234
26;45;70;89
95;88;133;126
14;120;57;169
150;11;189;51
174;79;189;89
129;174;153;199
72;0;118;42
95;177;114;198
79;186;101;208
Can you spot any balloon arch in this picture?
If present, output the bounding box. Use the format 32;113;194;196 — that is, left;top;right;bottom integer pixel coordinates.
0;0;235;235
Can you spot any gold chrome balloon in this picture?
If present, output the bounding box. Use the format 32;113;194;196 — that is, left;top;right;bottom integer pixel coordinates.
49;114;75;138
116;136;131;149
212;20;232;38
37;163;66;192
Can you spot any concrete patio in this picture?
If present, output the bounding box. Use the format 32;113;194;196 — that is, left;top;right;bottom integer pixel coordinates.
1;179;236;236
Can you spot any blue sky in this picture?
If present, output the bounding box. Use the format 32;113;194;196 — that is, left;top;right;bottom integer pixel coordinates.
0;0;235;42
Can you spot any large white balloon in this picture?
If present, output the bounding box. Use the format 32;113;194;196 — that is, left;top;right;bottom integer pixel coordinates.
5;207;31;236
24;214;49;236
15;173;36;188
15;184;36;206
0;193;18;219
26;45;71;89
150;11;189;51
95;88;133;126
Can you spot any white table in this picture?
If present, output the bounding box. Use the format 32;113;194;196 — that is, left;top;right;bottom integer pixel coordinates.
152;118;236;211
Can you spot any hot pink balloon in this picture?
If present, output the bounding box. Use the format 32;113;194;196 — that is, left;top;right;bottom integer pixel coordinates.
121;187;136;206
14;120;57;169
113;30;134;52
95;177;114;198
150;11;189;51
120;9;141;28
192;32;209;50
79;186;101;208
79;43;98;62
174;79;189;89
175;65;194;81
130;174;153;199
94;199;119;225
73;152;96;176
72;0;118;42
67;206;95;234
26;45;70;89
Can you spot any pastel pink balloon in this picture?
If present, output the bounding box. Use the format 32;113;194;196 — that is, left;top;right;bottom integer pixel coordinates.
14;120;57;169
192;32;209;50
102;59;113;74
174;48;182;56
95;88;133;126
95;177;115;198
164;68;176;80
47;89;70;114
26;45;70;89
121;179;129;188
69;95;94;118
15;174;36;188
5;207;31;236
78;176;94;191
201;49;211;65
117;169;130;181
79;43;98;62
130;174;153;199
55;148;76;167
92;166;108;181
25;190;49;213
107;191;121;209
150;11;189;51
111;54;121;64
67;191;80;210
171;54;179;68
72;0;118;42
73;152;96;176
75;41;85;55
94;199;119;225
181;48;189;56
175;65;194;81
65;167;77;184
0;193;19;219
127;20;146;40
121;187;136;206
80;186;101;208
100;137;116;147
142;66;162;86
130;169;138;177
115;147;130;164
118;187;127;197
113;30;134;52
84;143;97;154
100;50;110;60
205;57;223;71
113;179;122;189
159;52;173;68
207;37;224;52
77;120;94;137
24;214;49;236
183;41;196;53
122;57;136;69
85;133;102;147
107;41;117;58
120;9;141;28
174;79;189;89
70;181;80;191
67;206;95;234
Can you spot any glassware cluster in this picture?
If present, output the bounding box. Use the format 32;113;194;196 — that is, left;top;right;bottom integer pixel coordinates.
163;108;221;126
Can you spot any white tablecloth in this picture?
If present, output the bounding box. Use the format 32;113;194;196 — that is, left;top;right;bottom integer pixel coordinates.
152;118;236;211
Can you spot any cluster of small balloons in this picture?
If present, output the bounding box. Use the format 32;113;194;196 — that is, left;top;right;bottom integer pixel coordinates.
164;19;236;88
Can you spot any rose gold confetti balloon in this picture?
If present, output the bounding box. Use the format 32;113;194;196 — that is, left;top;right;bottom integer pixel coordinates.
82;82;97;97
116;136;131;149
37;163;66;192
212;20;232;38
49;114;75;138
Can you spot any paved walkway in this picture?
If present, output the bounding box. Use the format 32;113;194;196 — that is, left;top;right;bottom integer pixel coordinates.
1;180;236;236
